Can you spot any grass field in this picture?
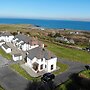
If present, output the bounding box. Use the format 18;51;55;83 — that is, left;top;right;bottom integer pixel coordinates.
45;42;90;64
57;80;72;90
0;86;4;90
0;48;12;60
10;64;40;81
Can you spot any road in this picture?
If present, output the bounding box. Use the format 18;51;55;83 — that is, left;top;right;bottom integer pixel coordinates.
54;58;85;86
0;66;29;90
0;55;29;90
0;55;9;67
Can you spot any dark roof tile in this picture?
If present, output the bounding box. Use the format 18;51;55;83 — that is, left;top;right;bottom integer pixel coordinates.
27;47;55;60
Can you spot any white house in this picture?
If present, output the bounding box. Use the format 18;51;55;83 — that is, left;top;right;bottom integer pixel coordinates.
0;32;14;42
1;44;12;53
26;47;57;73
0;41;5;46
12;53;22;61
12;34;39;51
55;36;68;42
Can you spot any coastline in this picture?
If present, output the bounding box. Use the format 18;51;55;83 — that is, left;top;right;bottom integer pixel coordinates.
0;24;90;32
0;18;90;31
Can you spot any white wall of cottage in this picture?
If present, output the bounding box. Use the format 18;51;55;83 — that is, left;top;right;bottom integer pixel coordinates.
26;57;57;73
12;55;22;61
1;46;11;53
0;36;14;42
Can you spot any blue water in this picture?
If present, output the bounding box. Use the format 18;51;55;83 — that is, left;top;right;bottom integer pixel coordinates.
0;18;90;31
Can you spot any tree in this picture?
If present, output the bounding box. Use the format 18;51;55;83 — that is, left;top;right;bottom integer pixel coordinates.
25;80;56;90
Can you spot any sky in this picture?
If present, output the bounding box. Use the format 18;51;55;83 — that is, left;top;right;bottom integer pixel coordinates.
0;0;90;20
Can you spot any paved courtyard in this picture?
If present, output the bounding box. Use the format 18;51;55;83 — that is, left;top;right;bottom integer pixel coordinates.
21;63;47;77
6;42;26;60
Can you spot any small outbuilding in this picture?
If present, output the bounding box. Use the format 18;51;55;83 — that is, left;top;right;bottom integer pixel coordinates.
1;44;12;53
12;53;22;61
0;41;5;46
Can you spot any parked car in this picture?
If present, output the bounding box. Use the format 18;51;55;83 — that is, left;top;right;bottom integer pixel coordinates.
41;73;55;82
82;47;90;52
85;65;90;70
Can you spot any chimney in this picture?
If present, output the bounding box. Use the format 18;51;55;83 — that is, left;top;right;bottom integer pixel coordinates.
42;44;44;48
48;50;51;59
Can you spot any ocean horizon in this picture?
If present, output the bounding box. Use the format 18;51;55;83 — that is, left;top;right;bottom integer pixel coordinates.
0;18;90;31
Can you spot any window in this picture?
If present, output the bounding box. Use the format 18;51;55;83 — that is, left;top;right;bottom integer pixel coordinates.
45;65;47;68
51;65;54;70
41;58;43;62
40;64;43;70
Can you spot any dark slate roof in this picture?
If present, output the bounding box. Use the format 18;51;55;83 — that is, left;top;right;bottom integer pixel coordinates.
55;37;65;41
13;53;22;57
2;44;10;49
27;47;55;60
0;40;5;43
14;34;32;43
0;32;12;36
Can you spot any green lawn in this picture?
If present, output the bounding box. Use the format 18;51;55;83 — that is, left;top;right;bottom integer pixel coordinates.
45;42;90;64
0;86;4;90
79;70;90;78
53;62;68;75
10;64;40;81
56;80;72;90
0;48;12;60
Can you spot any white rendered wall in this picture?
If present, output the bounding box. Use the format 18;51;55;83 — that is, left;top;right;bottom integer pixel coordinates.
1;46;11;53
12;55;22;61
0;36;14;42
22;43;31;51
0;42;5;46
45;58;57;72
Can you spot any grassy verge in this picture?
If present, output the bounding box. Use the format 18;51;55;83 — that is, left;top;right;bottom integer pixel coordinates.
79;70;90;78
56;79;72;90
10;64;40;81
0;86;4;90
53;62;68;75
44;42;90;64
0;48;12;60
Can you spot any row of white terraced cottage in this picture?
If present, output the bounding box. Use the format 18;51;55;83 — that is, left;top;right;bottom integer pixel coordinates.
0;32;57;73
0;32;44;60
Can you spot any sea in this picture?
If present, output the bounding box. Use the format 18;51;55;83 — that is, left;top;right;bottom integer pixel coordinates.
0;18;90;31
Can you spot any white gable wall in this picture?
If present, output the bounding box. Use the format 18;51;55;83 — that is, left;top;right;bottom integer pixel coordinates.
0;41;5;46
21;43;31;51
0;36;4;41
45;57;57;72
26;56;57;73
36;58;46;72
